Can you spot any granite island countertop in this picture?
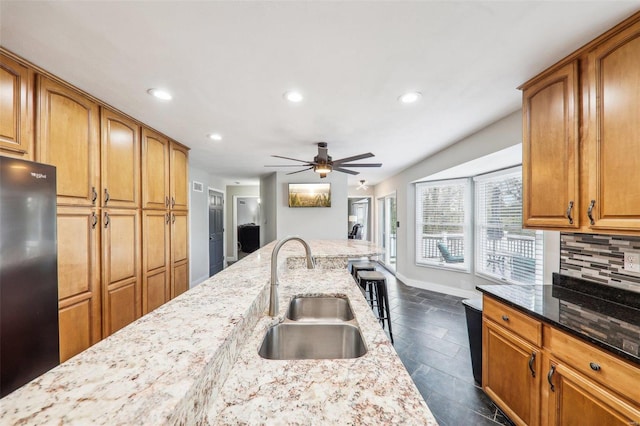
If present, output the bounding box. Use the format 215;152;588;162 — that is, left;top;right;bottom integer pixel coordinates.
1;239;436;425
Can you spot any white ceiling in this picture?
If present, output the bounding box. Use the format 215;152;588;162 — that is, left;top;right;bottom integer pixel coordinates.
2;1;639;186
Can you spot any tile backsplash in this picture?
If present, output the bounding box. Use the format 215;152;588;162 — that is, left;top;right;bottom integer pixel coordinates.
560;233;640;294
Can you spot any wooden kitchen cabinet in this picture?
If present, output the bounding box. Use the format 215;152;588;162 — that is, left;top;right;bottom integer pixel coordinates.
169;141;189;211
141;127;170;210
544;360;640;426
101;208;141;337
37;75;100;206
520;12;640;235
522;61;580;230
170;210;189;298
142;210;171;314
483;315;542;426
584;21;640;232
56;206;101;362
100;108;140;209
0;52;33;159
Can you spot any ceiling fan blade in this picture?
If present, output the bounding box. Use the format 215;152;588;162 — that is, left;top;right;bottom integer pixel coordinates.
264;164;310;167
271;155;312;163
332;167;360;175
286;167;314;175
332;153;374;164
336;163;382;168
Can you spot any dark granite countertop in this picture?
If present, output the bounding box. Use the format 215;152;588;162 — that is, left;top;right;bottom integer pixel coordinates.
477;274;640;366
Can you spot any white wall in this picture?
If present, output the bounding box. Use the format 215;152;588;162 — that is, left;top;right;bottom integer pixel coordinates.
276;171;348;240
260;173;277;246
189;165;229;287
374;110;560;298
237;198;259;225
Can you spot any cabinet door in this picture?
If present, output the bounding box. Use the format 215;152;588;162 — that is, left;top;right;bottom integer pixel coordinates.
141;127;169;210
169;141;189;210
37;76;99;206
522;61;580;230
142;210;170;314
483;318;541;426
0;52;33;159
102;208;141;336
57;207;101;362
171;210;189;298
545;361;640;426
101;108;140;208
586;22;640;232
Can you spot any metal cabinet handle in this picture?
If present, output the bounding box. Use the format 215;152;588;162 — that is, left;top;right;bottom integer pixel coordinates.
566;201;574;225
91;211;98;229
91;186;98;205
104;188;110;205
589;362;601;372
529;352;536;378
165;196;170;208
104;212;110;228
166;213;170;224
587;200;596;225
172;213;176;224
171;196;176;208
547;365;556;392
501;315;509;322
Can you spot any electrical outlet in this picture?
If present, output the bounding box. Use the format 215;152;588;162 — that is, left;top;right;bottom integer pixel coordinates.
623;251;640;273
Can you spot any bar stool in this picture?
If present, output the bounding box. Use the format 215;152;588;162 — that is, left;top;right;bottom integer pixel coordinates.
357;270;394;344
351;261;376;283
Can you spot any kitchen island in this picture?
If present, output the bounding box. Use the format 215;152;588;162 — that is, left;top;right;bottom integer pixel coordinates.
1;240;437;425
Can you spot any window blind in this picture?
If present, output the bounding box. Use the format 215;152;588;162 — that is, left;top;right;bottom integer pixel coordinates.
474;167;543;284
415;179;470;270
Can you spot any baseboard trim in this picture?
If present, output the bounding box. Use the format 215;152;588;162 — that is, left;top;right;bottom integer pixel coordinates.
190;274;210;289
395;272;480;299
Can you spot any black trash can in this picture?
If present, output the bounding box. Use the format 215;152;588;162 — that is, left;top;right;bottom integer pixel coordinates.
462;298;483;385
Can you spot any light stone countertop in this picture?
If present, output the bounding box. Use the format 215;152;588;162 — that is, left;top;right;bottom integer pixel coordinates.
0;239;436;425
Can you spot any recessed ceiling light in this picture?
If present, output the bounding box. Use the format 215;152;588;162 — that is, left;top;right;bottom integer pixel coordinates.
283;91;304;103
147;88;172;100
207;133;222;141
398;92;422;104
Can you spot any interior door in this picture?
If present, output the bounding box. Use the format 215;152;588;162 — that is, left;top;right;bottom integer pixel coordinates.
378;193;397;271
209;189;224;276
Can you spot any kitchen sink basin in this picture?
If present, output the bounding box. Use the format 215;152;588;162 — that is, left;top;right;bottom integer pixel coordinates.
258;323;367;360
286;296;354;322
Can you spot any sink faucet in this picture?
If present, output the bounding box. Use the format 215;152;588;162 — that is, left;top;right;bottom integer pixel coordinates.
269;237;315;316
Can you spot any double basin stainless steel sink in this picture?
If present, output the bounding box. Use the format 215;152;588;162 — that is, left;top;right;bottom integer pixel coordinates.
258;296;367;360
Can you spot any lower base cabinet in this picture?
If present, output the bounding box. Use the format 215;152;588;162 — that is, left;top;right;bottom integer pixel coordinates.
483;296;640;426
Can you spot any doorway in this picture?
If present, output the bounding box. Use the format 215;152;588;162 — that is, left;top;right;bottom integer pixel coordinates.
208;189;224;277
233;196;260;261
377;193;397;271
347;196;372;241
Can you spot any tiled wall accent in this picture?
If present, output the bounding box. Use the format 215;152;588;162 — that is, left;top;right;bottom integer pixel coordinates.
560;233;640;293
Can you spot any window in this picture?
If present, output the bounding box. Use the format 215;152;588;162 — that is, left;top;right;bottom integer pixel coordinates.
415;179;471;270
474;167;543;284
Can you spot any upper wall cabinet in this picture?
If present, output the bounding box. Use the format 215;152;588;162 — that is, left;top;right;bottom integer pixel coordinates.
169;141;189;211
0;52;33;159
37;76;99;206
141;127;170;210
100;108;140;209
521;12;640;235
584;22;640;232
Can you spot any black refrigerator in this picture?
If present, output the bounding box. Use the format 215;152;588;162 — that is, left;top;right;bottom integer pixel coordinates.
0;157;59;398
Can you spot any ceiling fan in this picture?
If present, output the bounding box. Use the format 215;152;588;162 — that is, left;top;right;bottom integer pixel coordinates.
266;142;382;178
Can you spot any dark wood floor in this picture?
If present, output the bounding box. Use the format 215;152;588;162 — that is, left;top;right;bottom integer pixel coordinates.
373;266;513;426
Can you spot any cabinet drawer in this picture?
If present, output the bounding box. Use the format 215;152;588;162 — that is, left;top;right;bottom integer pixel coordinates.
483;296;542;346
547;326;640;405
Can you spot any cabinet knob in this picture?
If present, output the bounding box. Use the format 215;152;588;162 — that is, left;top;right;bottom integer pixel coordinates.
566;201;574;225
589;362;601;372
501;315;509;322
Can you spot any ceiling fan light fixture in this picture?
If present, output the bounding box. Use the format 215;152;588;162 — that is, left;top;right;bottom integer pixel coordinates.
398;91;422;104
314;164;332;174
283;90;304;103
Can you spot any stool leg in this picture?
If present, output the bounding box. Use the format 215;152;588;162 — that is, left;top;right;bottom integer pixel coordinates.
380;280;394;344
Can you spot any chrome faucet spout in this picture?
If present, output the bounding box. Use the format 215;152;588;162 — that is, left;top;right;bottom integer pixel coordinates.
269;237;315;316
